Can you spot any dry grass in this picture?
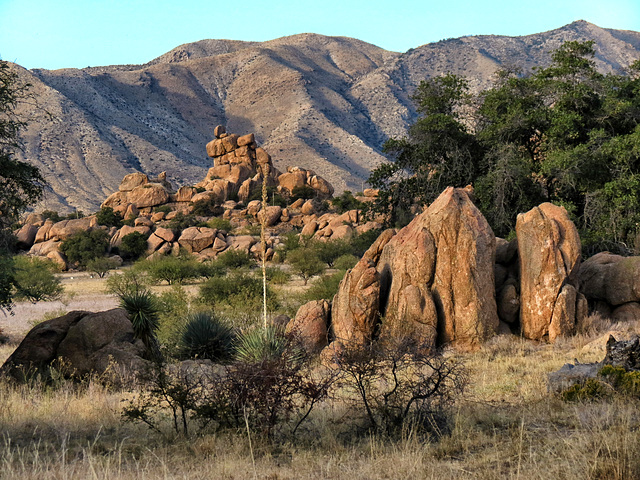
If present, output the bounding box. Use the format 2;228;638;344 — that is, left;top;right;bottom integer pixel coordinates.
2;275;640;478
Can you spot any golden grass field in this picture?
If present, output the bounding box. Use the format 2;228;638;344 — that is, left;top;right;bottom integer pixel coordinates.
1;272;639;479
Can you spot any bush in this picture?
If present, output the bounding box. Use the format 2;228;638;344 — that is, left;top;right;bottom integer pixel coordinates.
95;206;123;228
291;185;316;201
287;248;325;285
196;260;226;279
332;190;363;214
179;311;235;362
333;340;467;435
311;238;351;267
167;213;205;233
191;197;223;217
199;272;278;311
265;266;291;285
105;269;149;297
216;249;253;269
206;217;232;232
86;256;119;278
41;210;63;223
118;231;148;261
140;255;201;285
59;229;110;267
234;325;290;364
303;270;346;302
12;256;63;303
333;254;359;271
348;228;383;258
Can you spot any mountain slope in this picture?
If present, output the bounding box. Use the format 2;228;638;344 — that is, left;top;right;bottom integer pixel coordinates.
10;20;640;213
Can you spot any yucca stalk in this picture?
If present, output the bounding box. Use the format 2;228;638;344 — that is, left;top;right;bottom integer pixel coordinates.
260;163;269;330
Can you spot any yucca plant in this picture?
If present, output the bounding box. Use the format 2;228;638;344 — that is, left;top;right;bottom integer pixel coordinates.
119;289;161;361
179;311;235;362
235;325;299;364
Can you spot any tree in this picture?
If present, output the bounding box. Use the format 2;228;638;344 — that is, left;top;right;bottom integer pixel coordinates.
287;248;325;285
12;256;63;303
369;41;640;252
59;229;110;267
0;61;46;310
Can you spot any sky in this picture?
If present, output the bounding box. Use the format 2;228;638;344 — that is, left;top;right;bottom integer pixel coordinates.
1;0;639;70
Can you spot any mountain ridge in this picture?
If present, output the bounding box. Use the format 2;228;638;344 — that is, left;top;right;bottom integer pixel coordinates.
9;20;640;213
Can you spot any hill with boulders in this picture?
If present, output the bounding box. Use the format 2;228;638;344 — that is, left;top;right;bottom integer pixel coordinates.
7;21;640;214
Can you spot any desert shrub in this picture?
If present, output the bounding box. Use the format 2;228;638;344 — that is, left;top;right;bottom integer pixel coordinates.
179;311;235;362
41;210;63;223
276;231;310;261
196;260;226;279
303;270;346;302
265;266;291;284
331;190;363;214
119;289;161;360
333;253;359;270
561;379;610;402
95;206;123;228
287;247;325;285
206;217;232;232
348;228;383;258
291;185;316;201
140;255;201;285
86;256;119;278
167;212;205;233
12;256;63;303
599;365;640;396
191;197;223;217
118;231;149;261
311;238;351;267
154;205;172;214
59;229;110;267
199;272;277;311
105;269;149;297
249;186;287;207
333;340;468;436
216;249;253;269
234;325;290;364
156;285;192;356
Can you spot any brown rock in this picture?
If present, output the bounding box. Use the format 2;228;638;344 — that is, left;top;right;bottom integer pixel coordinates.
237;133;255;147
286;300;330;354
128;183;170;208
290;198;305;209
549;284;577;342
150;212;166;222
278;170;307;193
517;203;581;341
255;147;271;165
134;216;153;227
110;225;151;247
178;227;217;253
363;188;379;198
147;233;165;253
48;217;98;241
307;174;334;198
175;186;197;202
497;284;519;324
15;224;38;249
206;138;225;158
214;125;226;138
301;220;318;237
124;204;139;221
424;187;498;348
611;302;640;323
330;224;354;240
226;235;256;254
579;252;640;306
119;172;149;192
154;227;176;243
102;191;129;210
47;251;68;270
29;239;61;257
331;230;395;347
260;206;282;227
35;219;54;243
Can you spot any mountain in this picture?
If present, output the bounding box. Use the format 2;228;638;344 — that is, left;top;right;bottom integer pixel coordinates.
9;20;640;213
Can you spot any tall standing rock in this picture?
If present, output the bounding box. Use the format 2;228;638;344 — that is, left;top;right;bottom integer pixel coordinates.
422;187;498;349
516;203;583;341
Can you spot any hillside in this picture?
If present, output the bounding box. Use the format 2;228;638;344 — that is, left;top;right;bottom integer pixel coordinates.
9;20;640;213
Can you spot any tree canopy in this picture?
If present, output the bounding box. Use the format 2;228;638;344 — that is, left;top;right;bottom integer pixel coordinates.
368;41;640;254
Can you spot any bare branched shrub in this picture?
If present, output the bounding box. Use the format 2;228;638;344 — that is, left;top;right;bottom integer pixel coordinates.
331;339;467;436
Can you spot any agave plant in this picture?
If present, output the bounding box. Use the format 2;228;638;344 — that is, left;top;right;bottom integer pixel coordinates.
179;311;235;362
119;289;161;360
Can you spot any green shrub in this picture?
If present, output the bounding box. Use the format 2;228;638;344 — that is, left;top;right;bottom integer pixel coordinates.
331;190;363;214
105;269;149;297
199;272;277;310
12;256;63;303
291;185;316;201
287;247;325;285
599;365;640;396
197;260;226;279
249;186;287;207
265;266;291;285
180;311;235;362
154;205;172;214
156;285;191;356
140;255;201;285
86;256;119;278
561;379;610;402
303;270;345;302
206;217;232;232
311;238;351;267
59;229;110;267
118;231;148;261
348;229;382;258
167;213;205;233
333;254;359;271
95;206;123;228
192;197;223;217
216;249;253;269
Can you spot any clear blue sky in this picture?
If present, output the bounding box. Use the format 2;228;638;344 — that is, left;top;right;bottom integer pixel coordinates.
1;0;639;70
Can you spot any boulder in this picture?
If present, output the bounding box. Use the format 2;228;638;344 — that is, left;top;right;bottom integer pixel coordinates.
15;223;38;250
278;170;307;193
286;300;330;354
300;220;318;237
110;225;151;247
611;302;640;323
579;252;640;306
301;200;315;215
29;239;61;257
260;206;282;227
128;183;170;208
48;217;97;241
517;203;582;341
226;235;256;254
175;186;196;202
178;227;217;253
34;219;54;243
101;191;128;210
119;172;149;192
0;309;148;380
497;284;519;324
154;227;176;243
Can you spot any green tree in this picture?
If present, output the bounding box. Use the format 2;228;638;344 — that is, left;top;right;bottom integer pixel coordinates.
287;247;325;285
12;256;63;303
95;206;123;228
59;229;110;267
0;61;46;310
118;231;148;261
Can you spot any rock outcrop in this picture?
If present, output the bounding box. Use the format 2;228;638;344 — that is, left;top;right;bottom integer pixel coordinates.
516;203;586;341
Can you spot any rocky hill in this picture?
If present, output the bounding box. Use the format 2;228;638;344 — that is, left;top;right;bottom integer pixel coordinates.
9;20;640;213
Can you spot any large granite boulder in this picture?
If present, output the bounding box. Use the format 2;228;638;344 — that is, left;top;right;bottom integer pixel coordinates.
516;203;584;341
286;300;330;354
0;309;148;380
579;252;640;306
